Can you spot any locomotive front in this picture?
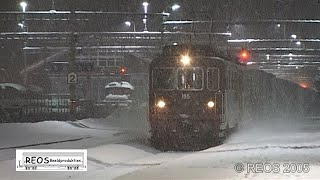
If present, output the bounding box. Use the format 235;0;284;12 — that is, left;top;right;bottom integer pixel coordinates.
149;46;224;151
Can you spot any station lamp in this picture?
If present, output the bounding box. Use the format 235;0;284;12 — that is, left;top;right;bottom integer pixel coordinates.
20;2;27;12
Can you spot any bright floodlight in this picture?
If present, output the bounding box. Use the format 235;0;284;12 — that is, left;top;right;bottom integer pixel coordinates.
125;21;131;26
20;2;27;12
172;4;180;11
181;55;191;66
291;34;297;39
142;2;149;6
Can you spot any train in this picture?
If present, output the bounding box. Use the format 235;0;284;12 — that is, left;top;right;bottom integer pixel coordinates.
148;44;320;151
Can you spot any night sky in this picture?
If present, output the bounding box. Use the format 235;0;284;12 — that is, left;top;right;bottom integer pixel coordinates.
0;0;319;82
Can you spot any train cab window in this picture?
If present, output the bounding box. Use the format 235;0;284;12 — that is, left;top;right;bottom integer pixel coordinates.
207;68;219;91
152;68;176;90
177;67;203;90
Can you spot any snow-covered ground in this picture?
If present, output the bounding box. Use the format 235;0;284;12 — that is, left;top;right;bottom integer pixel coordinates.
0;106;320;179
0;106;191;179
117;118;320;179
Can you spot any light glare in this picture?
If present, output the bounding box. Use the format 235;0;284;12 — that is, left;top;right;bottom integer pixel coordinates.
181;55;191;66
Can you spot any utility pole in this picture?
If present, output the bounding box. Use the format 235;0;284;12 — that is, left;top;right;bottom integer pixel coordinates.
20;2;28;84
51;0;55;10
68;9;77;119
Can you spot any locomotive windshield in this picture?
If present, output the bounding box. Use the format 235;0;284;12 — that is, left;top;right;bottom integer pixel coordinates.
207;68;220;90
152;68;176;90
177;67;203;90
152;67;204;90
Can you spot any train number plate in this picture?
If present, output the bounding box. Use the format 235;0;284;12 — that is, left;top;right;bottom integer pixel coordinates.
16;149;87;171
181;93;191;99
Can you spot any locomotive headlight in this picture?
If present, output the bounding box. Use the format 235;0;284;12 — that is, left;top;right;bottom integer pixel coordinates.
207;101;215;108
157;100;166;108
181;55;191;66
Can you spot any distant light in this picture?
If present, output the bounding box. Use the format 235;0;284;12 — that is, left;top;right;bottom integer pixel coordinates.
277;23;281;28
277;61;281;63
18;23;24;28
289;57;293;60
119;67;127;75
296;41;301;45
296;66;299;69
266;54;270;60
20;2;27;12
171;4;180;11
173;42;178;45
291;34;297;39
125;21;131;26
240;49;249;58
299;83;308;89
246;62;254;65
181;55;191;66
241;51;248;58
238;49;250;64
289;53;293;56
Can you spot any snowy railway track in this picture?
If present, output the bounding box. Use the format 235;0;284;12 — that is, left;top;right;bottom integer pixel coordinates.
88;156;161;167
67;121;146;137
0;136;91;151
